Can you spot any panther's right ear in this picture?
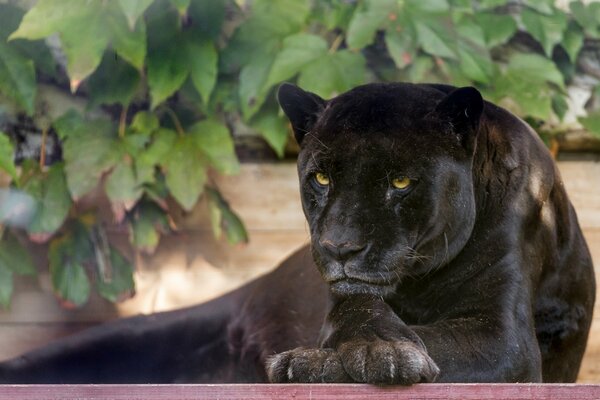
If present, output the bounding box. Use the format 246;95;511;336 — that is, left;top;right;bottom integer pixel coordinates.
277;83;326;145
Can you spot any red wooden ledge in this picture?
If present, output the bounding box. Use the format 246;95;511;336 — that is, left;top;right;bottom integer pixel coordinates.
0;384;598;400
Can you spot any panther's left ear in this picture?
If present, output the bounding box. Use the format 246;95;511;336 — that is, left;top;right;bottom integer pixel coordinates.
434;86;484;149
277;83;326;145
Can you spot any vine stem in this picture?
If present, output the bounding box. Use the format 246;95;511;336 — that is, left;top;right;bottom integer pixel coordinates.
39;127;48;168
163;107;185;136
118;105;128;139
329;34;344;54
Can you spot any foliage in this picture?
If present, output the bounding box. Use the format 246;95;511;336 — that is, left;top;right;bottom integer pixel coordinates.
0;0;600;307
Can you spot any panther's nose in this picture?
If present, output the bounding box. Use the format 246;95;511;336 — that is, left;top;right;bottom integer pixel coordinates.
320;239;366;261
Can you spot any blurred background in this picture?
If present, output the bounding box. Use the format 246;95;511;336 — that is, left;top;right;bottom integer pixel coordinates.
0;0;598;382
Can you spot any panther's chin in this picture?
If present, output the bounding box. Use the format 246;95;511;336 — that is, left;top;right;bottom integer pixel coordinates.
329;279;397;297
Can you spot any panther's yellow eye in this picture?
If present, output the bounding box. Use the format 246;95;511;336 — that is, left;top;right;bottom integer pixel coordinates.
392;176;411;189
314;172;330;186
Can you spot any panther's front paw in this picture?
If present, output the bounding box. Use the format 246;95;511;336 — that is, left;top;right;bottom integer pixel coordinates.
266;347;351;383
338;339;440;385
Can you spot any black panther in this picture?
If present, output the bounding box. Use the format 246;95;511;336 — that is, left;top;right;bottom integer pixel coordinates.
0;83;594;384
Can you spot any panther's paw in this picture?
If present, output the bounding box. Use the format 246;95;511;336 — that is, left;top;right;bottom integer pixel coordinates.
266;347;351;383
338;340;440;385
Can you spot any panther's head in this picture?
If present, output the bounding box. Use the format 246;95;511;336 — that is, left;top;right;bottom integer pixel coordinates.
278;83;484;297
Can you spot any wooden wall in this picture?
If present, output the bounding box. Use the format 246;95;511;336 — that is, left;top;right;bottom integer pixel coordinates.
0;161;598;382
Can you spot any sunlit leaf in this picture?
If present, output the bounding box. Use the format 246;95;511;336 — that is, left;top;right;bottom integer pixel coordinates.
265;33;328;89
189;119;239;175
347;0;396;49
163;136;207;211
117;0;153;29
474;13;517;48
298;50;366;98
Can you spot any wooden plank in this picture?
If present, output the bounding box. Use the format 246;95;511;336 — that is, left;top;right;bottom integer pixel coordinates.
0;384;600;400
559;161;600;229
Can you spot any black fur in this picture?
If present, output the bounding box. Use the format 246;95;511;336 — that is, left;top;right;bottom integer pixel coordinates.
0;83;594;384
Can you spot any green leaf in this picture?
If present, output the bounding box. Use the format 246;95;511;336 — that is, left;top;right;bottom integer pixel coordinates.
347;0;397;49
457;39;494;83
53;3;112;90
552;94;569;121
110;15;147;71
141;128;178;164
54;112;120;199
0;232;36;276
87;52;140;108
0;133;17;181
265;34;328;89
187;39;218;104
118;0;153;29
163;136;207;211
50;259;90;308
415;19;457;59
206;188;248;245
48;223;93;307
187;0;226;40
9;0;144;89
570;2;600;38
579;110;600;138
479;0;508;8
561;22;584;63
171;0;191;15
105;162;143;222
0;4;56;77
146;8;188;108
521;9;567;57
474;12;517;48
130;201;168;254
491;54;565;120
189;119;239;175
385;29;415;69
238;50;277;119
506;53;564;89
0;43;36;115
96;248;135;303
251;111;289;158
0;266;13;309
523;0;555;15
253;0;311;33
131;111;160;134
298;50;366;98
22;163;72;239
9;0;90;40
